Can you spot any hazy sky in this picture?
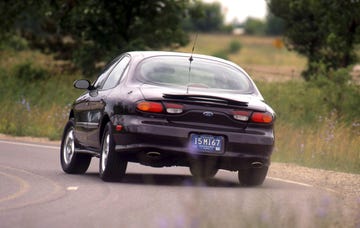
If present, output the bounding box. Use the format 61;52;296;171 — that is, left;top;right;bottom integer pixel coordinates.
202;0;268;23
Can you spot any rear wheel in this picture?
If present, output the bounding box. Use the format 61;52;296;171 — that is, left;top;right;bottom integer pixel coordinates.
238;166;268;186
60;119;91;174
99;122;127;182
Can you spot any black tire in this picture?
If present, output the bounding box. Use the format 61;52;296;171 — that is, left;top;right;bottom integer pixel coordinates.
99;122;127;182
238;166;269;186
60;119;92;174
189;160;218;181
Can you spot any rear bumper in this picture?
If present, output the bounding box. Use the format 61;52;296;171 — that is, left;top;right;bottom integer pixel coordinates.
112;116;274;171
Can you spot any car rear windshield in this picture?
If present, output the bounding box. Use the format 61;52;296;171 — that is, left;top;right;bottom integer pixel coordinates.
136;56;253;92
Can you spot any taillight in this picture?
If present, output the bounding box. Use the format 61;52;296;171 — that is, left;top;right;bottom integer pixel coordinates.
251;112;273;123
232;110;251;121
164;103;184;114
136;101;163;113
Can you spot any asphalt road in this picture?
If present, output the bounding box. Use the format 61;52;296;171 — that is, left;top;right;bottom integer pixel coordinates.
0;139;346;228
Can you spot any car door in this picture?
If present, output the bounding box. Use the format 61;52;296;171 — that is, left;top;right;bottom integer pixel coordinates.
73;93;91;146
73;57;120;148
87;55;131;149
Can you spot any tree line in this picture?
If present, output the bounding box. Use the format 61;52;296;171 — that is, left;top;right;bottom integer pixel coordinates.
267;0;360;80
1;0;359;81
0;0;232;75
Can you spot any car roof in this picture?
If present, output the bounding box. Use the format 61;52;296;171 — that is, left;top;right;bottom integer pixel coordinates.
126;51;240;68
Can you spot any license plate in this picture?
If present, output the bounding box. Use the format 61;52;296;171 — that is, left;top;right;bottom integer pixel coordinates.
190;134;224;153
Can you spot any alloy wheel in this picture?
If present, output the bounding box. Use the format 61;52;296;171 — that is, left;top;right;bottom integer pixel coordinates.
101;133;110;173
63;129;75;165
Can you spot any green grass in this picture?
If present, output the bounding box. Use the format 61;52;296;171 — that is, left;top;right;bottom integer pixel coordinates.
0;34;359;174
258;80;360;173
273;122;360;173
0;58;83;140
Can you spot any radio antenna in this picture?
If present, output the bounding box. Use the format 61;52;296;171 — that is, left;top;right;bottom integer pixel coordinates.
187;33;198;94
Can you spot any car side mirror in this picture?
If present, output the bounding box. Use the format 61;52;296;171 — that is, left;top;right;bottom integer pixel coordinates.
73;79;93;90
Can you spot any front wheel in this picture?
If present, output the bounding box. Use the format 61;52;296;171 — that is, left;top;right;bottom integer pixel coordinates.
60;119;91;174
99;122;127;182
238;166;269;186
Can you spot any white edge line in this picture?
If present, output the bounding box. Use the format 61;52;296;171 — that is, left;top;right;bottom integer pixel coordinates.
0;140;59;150
268;176;340;194
267;176;313;187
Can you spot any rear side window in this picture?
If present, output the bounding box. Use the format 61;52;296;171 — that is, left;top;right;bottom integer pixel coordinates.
93;58;119;89
136;56;252;92
102;56;130;90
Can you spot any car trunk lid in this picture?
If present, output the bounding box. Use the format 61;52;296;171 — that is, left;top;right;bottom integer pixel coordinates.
138;85;268;131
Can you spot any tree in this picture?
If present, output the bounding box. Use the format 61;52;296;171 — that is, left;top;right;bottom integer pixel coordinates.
0;0;190;75
183;1;224;32
265;12;285;36
267;0;360;80
243;17;266;36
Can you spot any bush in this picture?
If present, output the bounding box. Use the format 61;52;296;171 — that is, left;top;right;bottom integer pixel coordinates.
258;78;359;173
258;70;360;127
258;81;326;126
12;62;50;81
228;40;242;54
212;50;229;60
307;66;360;122
0;35;28;51
212;40;242;60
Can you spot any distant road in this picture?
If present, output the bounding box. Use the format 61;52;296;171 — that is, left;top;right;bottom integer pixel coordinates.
0;139;349;227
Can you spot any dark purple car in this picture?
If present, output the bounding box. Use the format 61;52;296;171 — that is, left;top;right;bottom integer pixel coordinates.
60;51;275;186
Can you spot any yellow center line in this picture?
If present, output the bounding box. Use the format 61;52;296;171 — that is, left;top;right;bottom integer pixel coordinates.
0;171;30;203
0;165;66;211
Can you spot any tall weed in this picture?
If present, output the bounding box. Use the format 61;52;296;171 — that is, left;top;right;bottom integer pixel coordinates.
0;62;81;140
273;119;360;173
12;61;50;81
258;77;360;173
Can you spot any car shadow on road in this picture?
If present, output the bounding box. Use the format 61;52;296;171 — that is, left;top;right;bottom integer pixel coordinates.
124;173;239;188
84;172;239;188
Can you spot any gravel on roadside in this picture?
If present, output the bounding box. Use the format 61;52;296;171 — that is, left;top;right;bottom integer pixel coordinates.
269;162;360;227
269;162;360;201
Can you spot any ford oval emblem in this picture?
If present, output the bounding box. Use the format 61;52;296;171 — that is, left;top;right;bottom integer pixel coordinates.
203;111;214;117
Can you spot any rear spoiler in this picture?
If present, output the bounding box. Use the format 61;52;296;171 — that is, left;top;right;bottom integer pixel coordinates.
163;94;248;106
